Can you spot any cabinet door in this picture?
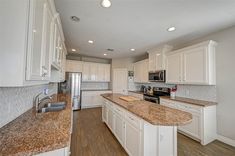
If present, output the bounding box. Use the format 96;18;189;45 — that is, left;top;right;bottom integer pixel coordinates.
148;52;156;72
107;108;114;131
41;2;53;80
141;59;149;83
134;62;141;83
124;121;141;156
183;47;208;84
166;53;182;84
26;0;46;80
115;112;125;145
104;64;111;82
97;64;105;81
178;112;201;140
156;52;165;70
82;62;90;81
66;60;83;72
89;63;97;81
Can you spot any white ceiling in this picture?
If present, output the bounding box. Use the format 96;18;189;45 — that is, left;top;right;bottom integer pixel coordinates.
55;0;235;58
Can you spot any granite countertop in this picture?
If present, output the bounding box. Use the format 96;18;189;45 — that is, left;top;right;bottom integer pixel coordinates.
160;96;217;107
0;94;72;156
128;90;144;94
82;89;112;91
101;93;192;126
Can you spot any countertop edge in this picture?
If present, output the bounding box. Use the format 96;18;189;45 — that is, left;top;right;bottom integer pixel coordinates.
101;94;192;126
160;96;217;107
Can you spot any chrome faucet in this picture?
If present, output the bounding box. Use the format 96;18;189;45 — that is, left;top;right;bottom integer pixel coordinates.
34;92;52;112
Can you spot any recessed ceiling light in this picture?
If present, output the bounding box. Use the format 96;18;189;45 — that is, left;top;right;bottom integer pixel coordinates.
71;16;80;22
88;40;94;44
71;49;76;52
167;27;176;32
130;48;135;51
104;53;107;56
101;0;111;8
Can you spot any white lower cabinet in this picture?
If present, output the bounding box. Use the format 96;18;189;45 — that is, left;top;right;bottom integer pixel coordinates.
34;147;69;156
160;98;217;145
102;98;177;156
125;121;142;156
81;90;112;109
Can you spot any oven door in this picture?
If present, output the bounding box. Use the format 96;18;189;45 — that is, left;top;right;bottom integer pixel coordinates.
144;96;159;104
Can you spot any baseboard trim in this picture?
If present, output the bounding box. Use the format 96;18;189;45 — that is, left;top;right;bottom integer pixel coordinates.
217;135;235;147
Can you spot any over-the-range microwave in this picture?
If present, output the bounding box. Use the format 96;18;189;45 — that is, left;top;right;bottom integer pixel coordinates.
148;70;166;82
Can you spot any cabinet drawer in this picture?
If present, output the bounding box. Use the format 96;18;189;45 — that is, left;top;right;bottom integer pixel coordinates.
114;105;125;116
177;103;201;114
125;111;142;130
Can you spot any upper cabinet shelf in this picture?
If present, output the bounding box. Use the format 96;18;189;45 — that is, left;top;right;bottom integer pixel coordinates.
166;40;217;85
0;0;66;87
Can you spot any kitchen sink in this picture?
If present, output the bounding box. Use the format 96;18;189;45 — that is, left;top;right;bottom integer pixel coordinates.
38;102;66;113
44;102;66;108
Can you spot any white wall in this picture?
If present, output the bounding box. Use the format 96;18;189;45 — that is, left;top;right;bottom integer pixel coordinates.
0;83;58;128
111;57;135;70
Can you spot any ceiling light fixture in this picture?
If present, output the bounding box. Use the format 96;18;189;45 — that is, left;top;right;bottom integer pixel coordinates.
71;49;76;52
104;53;107;56
167;27;176;32
130;48;135;52
101;0;111;8
88;40;94;44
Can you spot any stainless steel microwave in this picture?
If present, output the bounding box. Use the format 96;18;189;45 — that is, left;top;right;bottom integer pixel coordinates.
148;70;166;82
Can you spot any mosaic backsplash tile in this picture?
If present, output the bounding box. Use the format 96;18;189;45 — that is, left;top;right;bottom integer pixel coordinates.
0;83;58;128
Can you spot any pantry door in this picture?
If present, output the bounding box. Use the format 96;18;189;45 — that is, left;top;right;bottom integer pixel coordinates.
112;68;128;95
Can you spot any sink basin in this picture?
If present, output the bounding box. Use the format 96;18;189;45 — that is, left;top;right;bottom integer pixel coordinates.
44;102;66;108
38;102;66;113
38;105;65;113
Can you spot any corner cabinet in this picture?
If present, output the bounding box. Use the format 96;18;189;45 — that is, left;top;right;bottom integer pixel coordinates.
0;0;67;86
166;40;217;85
160;98;217;145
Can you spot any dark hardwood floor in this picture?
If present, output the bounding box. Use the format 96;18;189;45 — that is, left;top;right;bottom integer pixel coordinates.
71;108;235;156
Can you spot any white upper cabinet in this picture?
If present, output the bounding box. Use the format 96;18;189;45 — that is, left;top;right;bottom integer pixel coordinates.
26;0;47;81
134;59;149;83
82;62;110;82
41;2;54;80
0;0;66;86
166;40;217;85
148;45;173;71
66;60;83;73
166;53;182;83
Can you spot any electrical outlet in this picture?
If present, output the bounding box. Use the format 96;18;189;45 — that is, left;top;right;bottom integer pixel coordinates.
43;88;49;95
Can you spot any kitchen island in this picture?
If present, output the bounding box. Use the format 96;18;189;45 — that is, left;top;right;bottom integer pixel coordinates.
101;93;192;156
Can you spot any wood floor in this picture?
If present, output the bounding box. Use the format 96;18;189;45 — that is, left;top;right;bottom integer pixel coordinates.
71;108;235;156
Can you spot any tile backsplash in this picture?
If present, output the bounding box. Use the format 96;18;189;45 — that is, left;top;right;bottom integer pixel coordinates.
130;82;217;102
0;83;58;128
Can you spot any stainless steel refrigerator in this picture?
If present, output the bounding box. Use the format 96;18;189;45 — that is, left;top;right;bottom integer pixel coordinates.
58;72;82;110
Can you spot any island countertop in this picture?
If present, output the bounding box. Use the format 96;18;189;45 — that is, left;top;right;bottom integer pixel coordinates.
0;94;72;156
101;93;192;126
